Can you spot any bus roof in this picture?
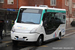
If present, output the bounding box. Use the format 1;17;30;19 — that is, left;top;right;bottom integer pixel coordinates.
20;6;66;11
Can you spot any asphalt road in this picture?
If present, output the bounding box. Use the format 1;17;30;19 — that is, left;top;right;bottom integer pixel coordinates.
0;33;75;50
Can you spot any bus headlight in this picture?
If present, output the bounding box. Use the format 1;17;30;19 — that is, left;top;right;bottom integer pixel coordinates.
11;26;15;32
30;28;37;33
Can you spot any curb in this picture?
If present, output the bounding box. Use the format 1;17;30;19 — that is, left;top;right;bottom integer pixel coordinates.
65;32;75;37
66;27;75;30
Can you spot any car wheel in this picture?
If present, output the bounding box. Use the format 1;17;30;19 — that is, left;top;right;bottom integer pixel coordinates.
36;36;43;46
58;33;61;40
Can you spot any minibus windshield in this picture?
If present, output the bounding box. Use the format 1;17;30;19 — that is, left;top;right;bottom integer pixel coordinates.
17;8;42;24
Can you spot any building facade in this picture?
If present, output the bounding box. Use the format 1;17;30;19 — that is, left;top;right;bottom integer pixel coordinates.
0;0;17;9
0;0;75;24
0;0;44;9
62;0;75;25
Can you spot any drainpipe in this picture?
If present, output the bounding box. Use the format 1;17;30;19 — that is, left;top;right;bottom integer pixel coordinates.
17;0;19;9
69;0;72;14
69;0;72;24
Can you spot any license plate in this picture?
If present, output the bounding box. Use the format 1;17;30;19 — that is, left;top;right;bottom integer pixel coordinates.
17;38;24;41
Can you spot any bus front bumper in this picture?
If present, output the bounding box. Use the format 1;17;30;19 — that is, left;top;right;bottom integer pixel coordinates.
11;32;39;42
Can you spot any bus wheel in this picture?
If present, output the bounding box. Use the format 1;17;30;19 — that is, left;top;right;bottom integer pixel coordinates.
36;36;43;46
58;33;61;40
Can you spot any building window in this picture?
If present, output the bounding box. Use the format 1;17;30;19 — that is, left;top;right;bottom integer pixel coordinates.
73;3;75;8
0;0;4;3
50;0;56;6
65;0;69;6
72;11;75;17
7;0;14;4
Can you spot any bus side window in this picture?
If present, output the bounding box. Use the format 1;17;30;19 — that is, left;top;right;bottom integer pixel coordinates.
63;15;66;19
62;15;66;24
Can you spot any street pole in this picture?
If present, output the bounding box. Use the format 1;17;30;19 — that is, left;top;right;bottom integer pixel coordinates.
17;0;18;9
69;0;72;24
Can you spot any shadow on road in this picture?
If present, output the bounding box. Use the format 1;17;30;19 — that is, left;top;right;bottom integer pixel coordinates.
0;38;63;50
12;42;38;50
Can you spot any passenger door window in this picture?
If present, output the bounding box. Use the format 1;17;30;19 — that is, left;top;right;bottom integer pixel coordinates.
43;12;66;35
43;13;56;34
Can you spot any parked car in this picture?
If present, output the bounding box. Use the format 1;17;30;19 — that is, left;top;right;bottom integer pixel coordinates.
71;21;75;27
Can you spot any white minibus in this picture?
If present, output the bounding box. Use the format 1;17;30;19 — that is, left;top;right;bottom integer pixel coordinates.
11;5;66;46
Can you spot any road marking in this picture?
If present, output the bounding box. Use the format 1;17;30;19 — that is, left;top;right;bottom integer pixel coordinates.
2;41;12;43
63;36;70;38
57;40;61;41
20;47;34;50
39;45;48;47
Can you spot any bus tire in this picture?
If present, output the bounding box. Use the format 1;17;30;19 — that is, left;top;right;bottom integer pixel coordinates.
58;33;61;40
36;36;43;46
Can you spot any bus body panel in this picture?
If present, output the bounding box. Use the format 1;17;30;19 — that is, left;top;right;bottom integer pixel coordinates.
44;24;66;41
11;23;45;41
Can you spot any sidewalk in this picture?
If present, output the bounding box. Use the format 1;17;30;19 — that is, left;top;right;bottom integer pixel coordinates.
65;24;75;36
0;35;12;47
2;36;11;41
66;24;75;30
0;35;11;43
